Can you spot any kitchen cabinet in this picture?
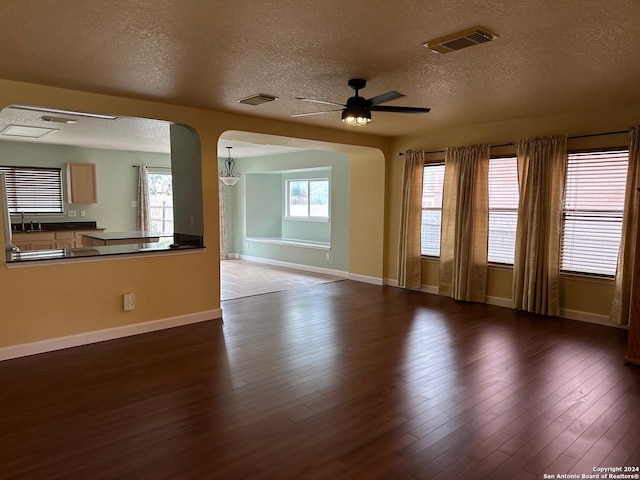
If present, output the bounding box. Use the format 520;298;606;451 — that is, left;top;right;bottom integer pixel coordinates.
12;229;102;251
67;163;97;203
12;232;56;251
54;231;75;249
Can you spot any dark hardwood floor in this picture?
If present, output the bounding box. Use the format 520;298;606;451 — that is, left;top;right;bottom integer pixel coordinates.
1;281;639;479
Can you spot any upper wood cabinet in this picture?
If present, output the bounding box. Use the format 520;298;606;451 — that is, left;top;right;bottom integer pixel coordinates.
66;163;97;204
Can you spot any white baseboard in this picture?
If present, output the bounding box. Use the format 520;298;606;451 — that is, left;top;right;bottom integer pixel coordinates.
408;285;627;329
486;295;512;308
348;273;383;285
560;308;626;329
0;309;223;362
236;254;349;278
234;254;388;285
421;284;439;295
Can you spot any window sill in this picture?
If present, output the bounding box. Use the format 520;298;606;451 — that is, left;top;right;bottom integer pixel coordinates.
246;237;331;250
559;271;615;284
283;217;330;223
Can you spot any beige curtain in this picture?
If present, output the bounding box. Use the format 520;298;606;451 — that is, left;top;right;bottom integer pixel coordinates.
397;151;425;289
610;126;640;326
136;165;150;232
512;136;567;316
439;145;490;302
219;178;229;260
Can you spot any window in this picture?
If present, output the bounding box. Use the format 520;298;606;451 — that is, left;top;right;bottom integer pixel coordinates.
285;179;329;218
488;156;519;264
421;163;445;256
0;165;63;214
147;169;173;235
561;149;629;276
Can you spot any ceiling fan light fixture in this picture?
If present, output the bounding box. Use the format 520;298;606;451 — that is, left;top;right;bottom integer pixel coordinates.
342;107;371;127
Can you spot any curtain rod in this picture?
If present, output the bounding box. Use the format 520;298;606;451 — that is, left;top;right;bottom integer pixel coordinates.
132;165;171;169
399;129;629;156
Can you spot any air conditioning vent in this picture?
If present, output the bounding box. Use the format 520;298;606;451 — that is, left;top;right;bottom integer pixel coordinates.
424;27;497;54
237;94;279;106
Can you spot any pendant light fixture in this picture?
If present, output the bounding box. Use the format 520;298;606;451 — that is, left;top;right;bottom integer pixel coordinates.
219;146;241;186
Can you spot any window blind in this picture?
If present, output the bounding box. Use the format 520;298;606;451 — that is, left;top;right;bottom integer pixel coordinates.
561;150;629;276
488;156;519;264
0;166;64;214
421;163;445;256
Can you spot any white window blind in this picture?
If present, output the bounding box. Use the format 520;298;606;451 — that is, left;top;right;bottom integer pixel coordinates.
421;163;445;256
561;150;629;276
488;156;519;264
0;166;64;214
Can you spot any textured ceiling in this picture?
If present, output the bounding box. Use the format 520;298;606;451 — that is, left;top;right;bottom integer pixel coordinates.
0;0;639;143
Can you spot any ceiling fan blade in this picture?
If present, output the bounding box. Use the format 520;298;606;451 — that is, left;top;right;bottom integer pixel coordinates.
371;105;431;114
367;91;405;106
291;109;343;118
296;97;345;108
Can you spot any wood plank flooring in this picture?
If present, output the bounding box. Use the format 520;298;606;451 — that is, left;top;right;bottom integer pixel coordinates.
1;281;639;479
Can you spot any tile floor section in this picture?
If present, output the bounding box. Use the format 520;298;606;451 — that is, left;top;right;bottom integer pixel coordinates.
220;258;345;300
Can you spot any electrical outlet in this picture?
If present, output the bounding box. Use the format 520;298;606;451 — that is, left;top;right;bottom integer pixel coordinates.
123;293;135;311
131;201;137;208
190;216;195;227
325;253;330;260
68;210;76;217
80;210;86;217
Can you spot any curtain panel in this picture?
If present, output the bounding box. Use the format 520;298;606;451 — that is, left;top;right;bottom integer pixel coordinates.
439;145;490;302
219;178;229;260
397;151;425;289
136;165;150;232
512;136;567;316
611;125;640;326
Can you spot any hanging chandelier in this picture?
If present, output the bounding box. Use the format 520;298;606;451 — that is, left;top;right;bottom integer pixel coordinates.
219;146;241;186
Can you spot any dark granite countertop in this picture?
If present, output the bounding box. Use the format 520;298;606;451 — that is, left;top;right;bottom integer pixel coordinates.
6;242;202;263
11;221;104;233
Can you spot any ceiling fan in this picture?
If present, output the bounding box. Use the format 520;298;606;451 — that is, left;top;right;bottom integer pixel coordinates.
292;78;431;127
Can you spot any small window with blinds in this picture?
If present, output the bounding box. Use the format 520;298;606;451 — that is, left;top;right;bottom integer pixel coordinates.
488;156;519;264
561;149;629;276
0;166;64;214
421;162;445;256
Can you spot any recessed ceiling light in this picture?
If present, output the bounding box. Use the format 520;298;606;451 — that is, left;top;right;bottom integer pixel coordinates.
0;125;58;138
9;105;119;120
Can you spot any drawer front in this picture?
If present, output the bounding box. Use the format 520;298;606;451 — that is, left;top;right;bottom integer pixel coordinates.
55;231;75;240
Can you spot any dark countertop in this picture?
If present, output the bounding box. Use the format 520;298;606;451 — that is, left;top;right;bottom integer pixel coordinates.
6;243;202;263
11;221;104;233
80;231;160;241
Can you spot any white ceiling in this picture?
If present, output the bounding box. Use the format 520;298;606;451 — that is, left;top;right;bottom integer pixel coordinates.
0;105;304;157
0;1;639;142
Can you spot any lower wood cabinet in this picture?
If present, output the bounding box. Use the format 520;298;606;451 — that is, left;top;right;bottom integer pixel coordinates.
12;232;56;251
12;230;101;251
54;231;75;249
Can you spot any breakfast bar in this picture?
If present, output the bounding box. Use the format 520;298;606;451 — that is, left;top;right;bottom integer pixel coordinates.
81;231;160;247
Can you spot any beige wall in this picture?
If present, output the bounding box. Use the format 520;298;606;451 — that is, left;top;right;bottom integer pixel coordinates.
0;79;389;349
387;104;640;323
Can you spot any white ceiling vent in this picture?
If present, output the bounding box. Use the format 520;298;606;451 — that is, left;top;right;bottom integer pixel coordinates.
424;27;497;54
237;94;278;106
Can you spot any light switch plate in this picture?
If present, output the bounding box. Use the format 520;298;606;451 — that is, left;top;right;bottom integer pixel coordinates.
123;293;135;311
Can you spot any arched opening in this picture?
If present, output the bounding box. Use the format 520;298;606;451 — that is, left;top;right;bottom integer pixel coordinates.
217;130;385;300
